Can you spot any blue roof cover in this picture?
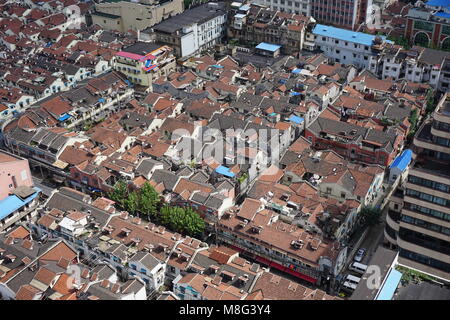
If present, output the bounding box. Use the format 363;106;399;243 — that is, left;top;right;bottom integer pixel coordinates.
389;149;412;171
434;11;450;18
376;269;403;300
256;42;282;52
269;112;277;116
239;4;251;11
289;115;304;124
58;114;71;122
98;98;105;103
313;24;390;46
426;0;450;7
289;92;302;96
291;68;302;74
0;187;41;221
215;165;235;178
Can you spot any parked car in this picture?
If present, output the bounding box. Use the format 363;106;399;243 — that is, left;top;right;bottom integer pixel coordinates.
354;248;366;262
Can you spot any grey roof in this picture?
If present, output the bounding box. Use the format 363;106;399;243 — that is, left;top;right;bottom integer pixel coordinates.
121;278;145;294
204;194;226;210
86;283;122;300
2;240;74;292
308;117;397;150
91;264;117;280
120;112;154;130
209;114;247;132
98;30;118;43
61;63;80;75
190;191;209;204
130;251;161;270
175;166;194;177
105;243;129;260
190;171;210;184
152;3;226;34
191;252;258;292
150;169;179;191
45;188;112;228
0;236;54;274
122;42;163;55
280;150;302;166
418;47;450;66
135;158;162;177
394;281;450;300
383;103;411;121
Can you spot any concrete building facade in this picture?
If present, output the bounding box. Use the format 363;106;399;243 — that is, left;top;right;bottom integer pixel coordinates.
92;0;184;32
385;93;450;283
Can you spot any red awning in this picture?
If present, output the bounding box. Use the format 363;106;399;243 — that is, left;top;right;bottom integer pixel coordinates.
255;256;272;266
228;245;244;253
268;260;317;284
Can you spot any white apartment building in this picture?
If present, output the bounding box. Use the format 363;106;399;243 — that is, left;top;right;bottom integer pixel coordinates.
113;42;176;87
376;45;450;92
253;0;312;16
151;3;227;58
311;24;391;70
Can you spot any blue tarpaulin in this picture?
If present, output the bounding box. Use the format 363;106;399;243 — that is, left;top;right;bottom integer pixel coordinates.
58;114;71;122
313;24;392;46
269;112;277;116
98;98;105;103
289;92;302;96
376;269;403;300
256;42;282;52
389;149;412;172
292;68;302;74
0;187;41;221
215;166;235;178
426;0;450;7
289;115;304;124
212;65;224;68
434;11;450;18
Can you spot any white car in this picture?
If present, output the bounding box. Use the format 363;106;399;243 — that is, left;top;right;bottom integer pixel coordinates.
354;248;366;262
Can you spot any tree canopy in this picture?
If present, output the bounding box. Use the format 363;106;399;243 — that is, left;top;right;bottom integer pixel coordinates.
359;206;382;227
107;180;204;237
160;206;205;237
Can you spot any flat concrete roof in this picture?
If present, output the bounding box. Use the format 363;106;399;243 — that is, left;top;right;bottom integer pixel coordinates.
350;246;398;300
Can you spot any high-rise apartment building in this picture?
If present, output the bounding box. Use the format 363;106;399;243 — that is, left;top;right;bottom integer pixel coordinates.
385;93;450;282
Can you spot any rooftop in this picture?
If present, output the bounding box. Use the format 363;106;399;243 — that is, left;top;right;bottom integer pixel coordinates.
152;3;226;34
255;42;282;52
313;24;390;46
0;187;41;221
389;149;412;171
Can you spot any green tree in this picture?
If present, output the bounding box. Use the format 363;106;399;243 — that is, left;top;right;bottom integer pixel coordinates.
138;182;160;218
387;35;411;50
425;90;437;115
108;180;128;210
125;191;139;215
359;206;382;227
160;206;205;237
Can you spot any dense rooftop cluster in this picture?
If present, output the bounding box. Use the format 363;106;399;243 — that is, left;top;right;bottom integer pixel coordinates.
0;0;448;301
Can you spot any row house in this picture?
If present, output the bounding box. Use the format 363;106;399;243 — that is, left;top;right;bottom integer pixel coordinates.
216;203;347;286
305;116;403;166
227;4;316;55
